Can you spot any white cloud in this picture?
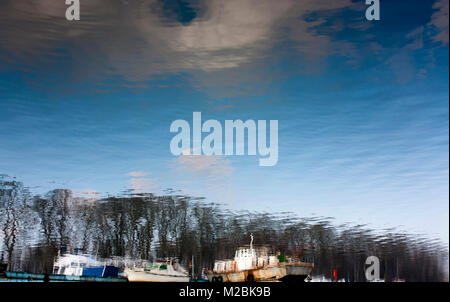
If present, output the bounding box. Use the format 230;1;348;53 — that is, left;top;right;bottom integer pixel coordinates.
127;171;149;177
129;177;160;194
172;154;236;208
2;0;443;94
0;0;357;80
176;154;234;178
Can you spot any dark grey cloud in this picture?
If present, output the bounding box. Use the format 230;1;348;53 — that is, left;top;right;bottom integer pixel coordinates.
0;0;447;94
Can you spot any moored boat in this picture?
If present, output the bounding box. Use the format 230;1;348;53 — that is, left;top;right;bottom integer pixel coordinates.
207;234;314;282
53;253;121;279
4;270;127;282
125;258;189;282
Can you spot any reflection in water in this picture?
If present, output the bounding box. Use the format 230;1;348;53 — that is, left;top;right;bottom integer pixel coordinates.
1;0;446;91
0;0;448;283
0;175;448;282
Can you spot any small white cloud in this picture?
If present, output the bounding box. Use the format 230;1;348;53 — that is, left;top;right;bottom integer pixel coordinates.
127;171;149;177
129;177;160;194
176;154;234;178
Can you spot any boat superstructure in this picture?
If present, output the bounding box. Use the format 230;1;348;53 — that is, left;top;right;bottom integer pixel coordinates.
53;253;120;278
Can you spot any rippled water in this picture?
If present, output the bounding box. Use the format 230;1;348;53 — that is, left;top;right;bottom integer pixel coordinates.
0;1;448;281
0;176;448;281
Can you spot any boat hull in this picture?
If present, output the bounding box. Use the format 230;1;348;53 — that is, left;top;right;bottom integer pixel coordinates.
207;262;314;282
125;269;189;282
5;271;127;282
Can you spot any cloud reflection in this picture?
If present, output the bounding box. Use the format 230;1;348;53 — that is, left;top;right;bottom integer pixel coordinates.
4;0;447;90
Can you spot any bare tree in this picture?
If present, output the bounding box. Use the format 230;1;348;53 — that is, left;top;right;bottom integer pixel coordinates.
0;179;30;270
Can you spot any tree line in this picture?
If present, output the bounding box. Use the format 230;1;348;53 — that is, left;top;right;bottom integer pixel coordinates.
0;176;448;281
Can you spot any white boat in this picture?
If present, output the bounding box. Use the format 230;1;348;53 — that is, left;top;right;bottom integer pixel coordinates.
53;253;120;278
125;259;189;282
53;253;101;276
